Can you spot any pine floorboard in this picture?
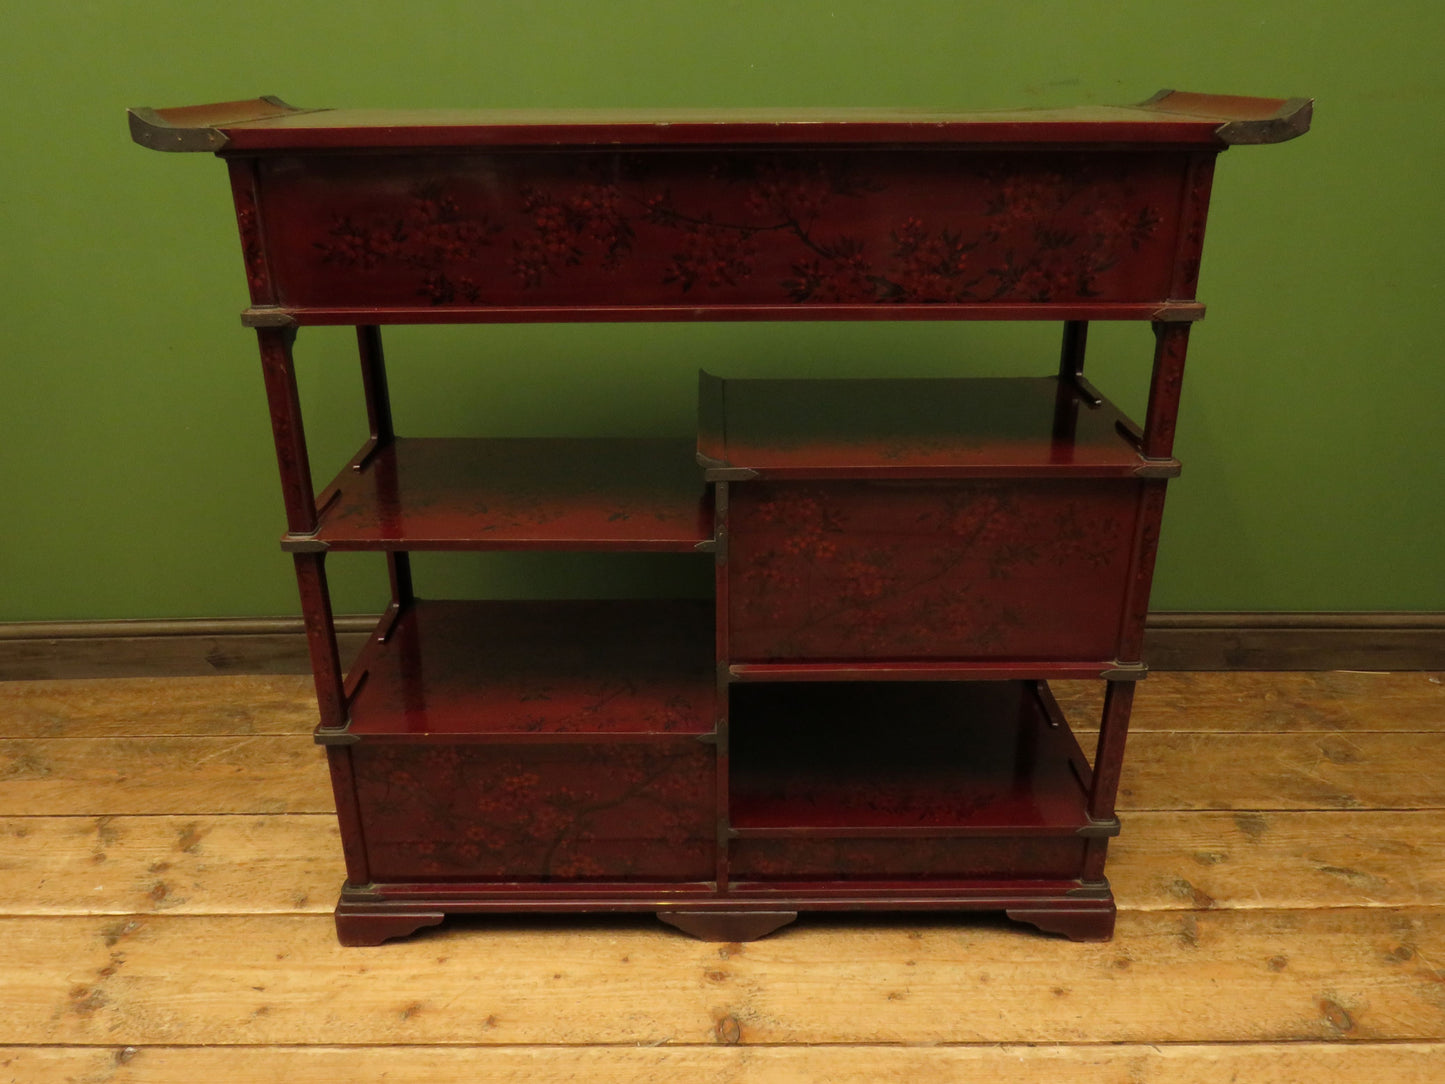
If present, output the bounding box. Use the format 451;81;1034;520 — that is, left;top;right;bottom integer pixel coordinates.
0;671;1441;1081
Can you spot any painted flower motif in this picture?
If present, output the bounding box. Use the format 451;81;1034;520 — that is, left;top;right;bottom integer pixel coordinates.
311;158;1161;307
354;745;713;880
664;221;756;291
732;483;1133;657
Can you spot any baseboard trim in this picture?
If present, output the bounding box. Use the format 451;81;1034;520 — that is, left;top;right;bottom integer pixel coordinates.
0;616;377;682
1;612;1440;681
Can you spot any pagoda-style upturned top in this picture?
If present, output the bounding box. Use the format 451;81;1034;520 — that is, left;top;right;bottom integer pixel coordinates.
128;90;1312;153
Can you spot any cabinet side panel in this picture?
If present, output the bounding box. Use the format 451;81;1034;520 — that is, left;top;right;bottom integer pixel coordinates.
226;158;277;307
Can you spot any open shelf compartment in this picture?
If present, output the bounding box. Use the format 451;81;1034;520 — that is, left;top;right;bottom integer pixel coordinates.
342;598;717;738
726;680;1102;881
700;372;1168;479
728;680;1094;834
310;436;712;551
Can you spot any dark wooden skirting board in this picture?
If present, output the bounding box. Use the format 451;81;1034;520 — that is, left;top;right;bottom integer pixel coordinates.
0;617;376;682
0;612;1441;680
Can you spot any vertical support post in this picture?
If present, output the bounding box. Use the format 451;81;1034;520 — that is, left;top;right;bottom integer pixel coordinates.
388;551;415;609
356;324;414;609
1083;679;1136;881
294;552;347;730
256;325;317;533
1088;680;1136;823
325;747;372;886
255;324;346;728
712;481;731;892
1142;322;1191;461
1053;320;1089;445
1058;320;1089;384
1013;682;1041;787
356;325;395;445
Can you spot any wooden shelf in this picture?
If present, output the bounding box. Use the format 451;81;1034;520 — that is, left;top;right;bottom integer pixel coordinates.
342;599;716;738
699;374;1165;480
728;681;1094;835
309;437;712;551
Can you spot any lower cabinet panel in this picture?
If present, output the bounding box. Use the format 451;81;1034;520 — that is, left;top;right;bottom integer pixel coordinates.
351;740;717;882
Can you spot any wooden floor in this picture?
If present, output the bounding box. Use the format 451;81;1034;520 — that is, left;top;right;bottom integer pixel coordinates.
1;671;1442;1082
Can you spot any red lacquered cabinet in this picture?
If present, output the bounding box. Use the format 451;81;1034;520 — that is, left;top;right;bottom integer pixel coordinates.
130;91;1310;945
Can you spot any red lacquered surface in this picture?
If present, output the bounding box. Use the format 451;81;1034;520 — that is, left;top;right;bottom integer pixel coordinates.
344;599;715;737
730;836;1088;881
727;682;1091;833
728;478;1142;661
130;91;1310;943
728;661;1136;682
700;374;1167;479
248;149;1189;317
352;739;716;882
130;91;1311;151
312;437;710;551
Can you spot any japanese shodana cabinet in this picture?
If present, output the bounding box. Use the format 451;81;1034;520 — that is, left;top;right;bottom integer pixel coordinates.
130;91;1310;945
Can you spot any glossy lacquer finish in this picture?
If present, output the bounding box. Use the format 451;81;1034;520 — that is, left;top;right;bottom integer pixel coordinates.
729;477;1142;661
729;682;1091;830
310;438;711;552
251;149;1186;315
353;739;717;883
130;91;1309;946
345;599;716;737
700;374;1162;478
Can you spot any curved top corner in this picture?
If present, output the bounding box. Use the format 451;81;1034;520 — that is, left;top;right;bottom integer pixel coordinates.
1138;90;1313;145
127;96;308;152
1215;97;1313;145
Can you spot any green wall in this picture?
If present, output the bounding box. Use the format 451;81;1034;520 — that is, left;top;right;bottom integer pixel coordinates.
3;1;1441;621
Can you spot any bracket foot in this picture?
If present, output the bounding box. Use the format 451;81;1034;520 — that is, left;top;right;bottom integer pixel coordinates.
1005;902;1116;942
658;910;797;942
334;905;445;947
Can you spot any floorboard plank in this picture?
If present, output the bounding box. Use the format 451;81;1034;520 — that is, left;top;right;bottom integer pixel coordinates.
4;910;1442;1045
1112;811;1445;910
0;816;342;915
0;738;331;816
1053;671;1445;732
0;676;318;738
1112;732;1445;811
7;730;1442;816
4;1042;1443;1084
4;811;1443;916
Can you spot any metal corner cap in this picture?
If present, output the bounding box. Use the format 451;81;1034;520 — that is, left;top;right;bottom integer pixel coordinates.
241;308;298;328
1077;817;1122;838
1134;458;1182;479
1101;662;1149;680
704;466;759;482
280;534;329;554
1151;302;1206;323
128;107;230;152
